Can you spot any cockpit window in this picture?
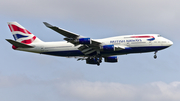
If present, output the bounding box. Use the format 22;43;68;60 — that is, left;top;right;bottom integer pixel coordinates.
158;35;162;37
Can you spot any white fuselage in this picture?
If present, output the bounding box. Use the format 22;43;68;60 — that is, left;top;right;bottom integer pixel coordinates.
15;34;173;57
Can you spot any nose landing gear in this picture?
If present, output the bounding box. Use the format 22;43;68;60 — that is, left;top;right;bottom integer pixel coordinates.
154;51;158;59
154;55;157;59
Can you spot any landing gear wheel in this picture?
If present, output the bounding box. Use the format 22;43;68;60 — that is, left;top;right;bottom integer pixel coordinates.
97;59;101;66
154;51;158;59
154;55;157;59
99;60;102;63
95;56;102;66
97;62;100;66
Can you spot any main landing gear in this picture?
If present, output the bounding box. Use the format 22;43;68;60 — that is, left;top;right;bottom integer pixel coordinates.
78;51;102;66
78;55;102;66
95;55;102;66
96;58;102;66
154;51;158;59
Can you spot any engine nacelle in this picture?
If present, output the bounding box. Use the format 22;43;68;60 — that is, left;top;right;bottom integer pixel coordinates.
101;45;115;51
86;58;98;64
104;56;118;63
78;38;91;44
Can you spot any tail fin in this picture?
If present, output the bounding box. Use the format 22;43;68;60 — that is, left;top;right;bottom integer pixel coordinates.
7;22;43;44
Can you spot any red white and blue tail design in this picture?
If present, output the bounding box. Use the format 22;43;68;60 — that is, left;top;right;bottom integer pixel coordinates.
8;22;43;44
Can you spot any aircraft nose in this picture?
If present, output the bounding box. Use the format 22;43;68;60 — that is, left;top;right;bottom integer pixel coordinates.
168;40;173;46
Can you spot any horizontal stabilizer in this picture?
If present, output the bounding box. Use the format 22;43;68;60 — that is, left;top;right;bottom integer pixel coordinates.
6;39;34;48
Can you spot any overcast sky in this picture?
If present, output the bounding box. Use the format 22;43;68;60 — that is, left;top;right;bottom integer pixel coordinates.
0;0;180;101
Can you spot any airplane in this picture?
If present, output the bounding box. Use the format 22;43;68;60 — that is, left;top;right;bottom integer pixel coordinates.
6;22;173;66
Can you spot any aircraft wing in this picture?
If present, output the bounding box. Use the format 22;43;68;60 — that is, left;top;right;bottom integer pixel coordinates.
43;22;126;55
43;22;79;38
44;22;101;46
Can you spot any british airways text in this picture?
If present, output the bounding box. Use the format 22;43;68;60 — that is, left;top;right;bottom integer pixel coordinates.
110;39;142;43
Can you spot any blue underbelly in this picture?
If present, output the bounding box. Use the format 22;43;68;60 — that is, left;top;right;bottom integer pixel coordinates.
42;46;169;57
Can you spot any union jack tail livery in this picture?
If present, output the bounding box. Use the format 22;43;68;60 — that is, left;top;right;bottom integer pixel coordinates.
7;22;43;44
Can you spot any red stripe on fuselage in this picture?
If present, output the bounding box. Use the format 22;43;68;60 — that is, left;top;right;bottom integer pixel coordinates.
11;24;32;34
131;36;154;38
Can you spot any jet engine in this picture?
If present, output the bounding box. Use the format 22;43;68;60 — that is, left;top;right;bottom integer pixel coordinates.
101;45;115;51
77;38;91;44
104;56;118;62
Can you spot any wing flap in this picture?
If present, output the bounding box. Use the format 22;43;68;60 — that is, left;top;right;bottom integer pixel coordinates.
114;45;126;50
78;45;96;55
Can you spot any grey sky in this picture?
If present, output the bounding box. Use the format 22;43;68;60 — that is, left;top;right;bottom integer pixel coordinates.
1;0;180;37
0;0;180;101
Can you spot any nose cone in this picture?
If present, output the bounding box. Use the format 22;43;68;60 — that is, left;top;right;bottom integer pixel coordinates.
168;40;173;46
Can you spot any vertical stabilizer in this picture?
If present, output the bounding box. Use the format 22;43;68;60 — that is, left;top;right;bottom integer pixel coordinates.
7;22;43;44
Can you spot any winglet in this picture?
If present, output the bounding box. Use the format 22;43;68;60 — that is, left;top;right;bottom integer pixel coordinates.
43;22;54;28
6;39;34;48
